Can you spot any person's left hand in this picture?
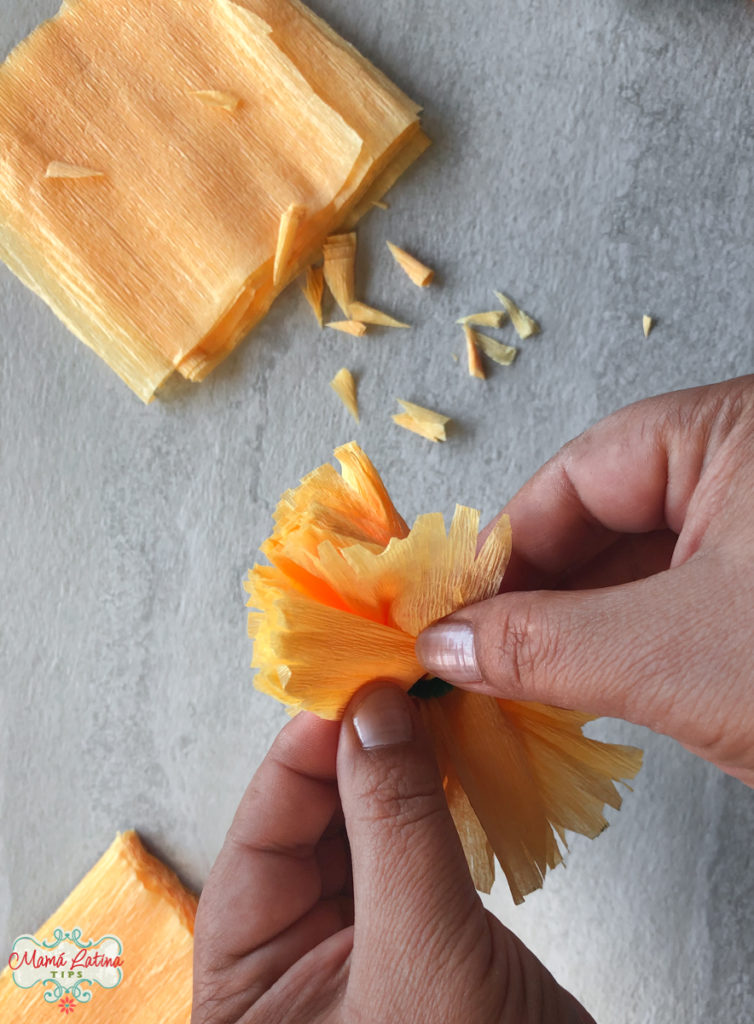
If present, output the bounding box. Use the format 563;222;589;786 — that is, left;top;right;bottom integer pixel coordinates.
192;683;594;1024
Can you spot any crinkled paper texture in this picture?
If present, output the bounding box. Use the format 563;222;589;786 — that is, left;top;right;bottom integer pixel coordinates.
246;443;643;901
0;0;428;400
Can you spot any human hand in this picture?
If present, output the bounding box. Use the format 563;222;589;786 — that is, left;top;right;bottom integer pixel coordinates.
192;684;594;1023
417;375;754;787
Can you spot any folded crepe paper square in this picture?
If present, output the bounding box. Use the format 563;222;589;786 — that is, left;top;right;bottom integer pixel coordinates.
0;0;429;402
0;831;196;1021
245;443;643;903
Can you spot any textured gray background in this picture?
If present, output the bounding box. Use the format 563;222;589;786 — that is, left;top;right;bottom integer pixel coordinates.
1;0;753;1021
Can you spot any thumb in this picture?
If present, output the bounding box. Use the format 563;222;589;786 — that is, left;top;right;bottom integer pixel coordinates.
415;564;707;740
337;683;486;997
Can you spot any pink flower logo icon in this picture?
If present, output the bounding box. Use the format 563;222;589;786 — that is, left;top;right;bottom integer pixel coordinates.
59;994;76;1014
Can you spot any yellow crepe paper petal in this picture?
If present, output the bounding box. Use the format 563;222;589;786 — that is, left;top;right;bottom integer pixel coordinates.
393;412;446;441
396;398;450;428
464;324;486;379
301;265;324;326
474;331;518;366
330;367;359;422
386;241;434;286
323;232;357;316
494;291;540;339
393;398;451;441
456;311;506;328
348;301;409;328
326;320;367;337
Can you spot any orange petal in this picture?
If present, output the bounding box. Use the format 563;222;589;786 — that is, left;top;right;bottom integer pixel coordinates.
334;443;409;542
425;690;641;903
501;700;643;837
420;702;494;893
256;503;512;641
250;588;423;720
262;443;408;576
333;505;512;636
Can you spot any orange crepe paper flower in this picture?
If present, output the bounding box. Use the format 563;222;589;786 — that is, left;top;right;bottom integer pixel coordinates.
246;443;642;903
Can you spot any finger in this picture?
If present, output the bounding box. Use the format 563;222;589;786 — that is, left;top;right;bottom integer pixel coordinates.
193;902;354;1024
322;802;346;838
558;529;676;590
222;896;354;1012
337;683;489;1004
244;927;354;1024
317;829;352;899
194;711;340;975
415;563;716;742
481;378;751;587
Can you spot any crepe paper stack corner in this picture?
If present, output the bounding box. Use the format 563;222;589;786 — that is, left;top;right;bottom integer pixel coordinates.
0;0;429;402
0;831;196;1021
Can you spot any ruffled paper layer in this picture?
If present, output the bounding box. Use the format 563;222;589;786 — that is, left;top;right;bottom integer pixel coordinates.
246;443;642;900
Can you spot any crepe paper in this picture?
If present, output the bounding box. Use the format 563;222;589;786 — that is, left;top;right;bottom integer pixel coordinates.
0;831;196;1021
273;204;306;285
326;320;367;337
643;315;655;337
422;692;642;902
301;265;324;327
393;398;450;441
190;88;240;111
323;232;357;317
340;131;431;233
386;241;435;286
0;0;428;402
245;443;643;900
348;301;409;328
393;413;441;441
45;161;104;179
397;398;450;430
455;311;506;328
494;291;540;340
330;367;359;422
474;331;518;366
434;741;496;893
464;325;486;380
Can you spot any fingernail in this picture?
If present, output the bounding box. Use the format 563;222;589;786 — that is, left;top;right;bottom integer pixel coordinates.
352;687;413;750
415;622;481;684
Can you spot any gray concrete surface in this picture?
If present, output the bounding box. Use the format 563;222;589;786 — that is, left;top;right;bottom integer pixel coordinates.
1;0;753;1021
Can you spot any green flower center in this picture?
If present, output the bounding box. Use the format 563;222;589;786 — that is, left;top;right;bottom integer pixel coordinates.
408;676;454;699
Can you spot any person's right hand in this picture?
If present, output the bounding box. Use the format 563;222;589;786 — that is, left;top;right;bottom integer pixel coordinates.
416;376;754;788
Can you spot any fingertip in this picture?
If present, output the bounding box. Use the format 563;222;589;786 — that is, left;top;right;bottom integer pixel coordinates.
282;707;341;738
415;620;483;686
273;707;342;780
349;684;414;751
